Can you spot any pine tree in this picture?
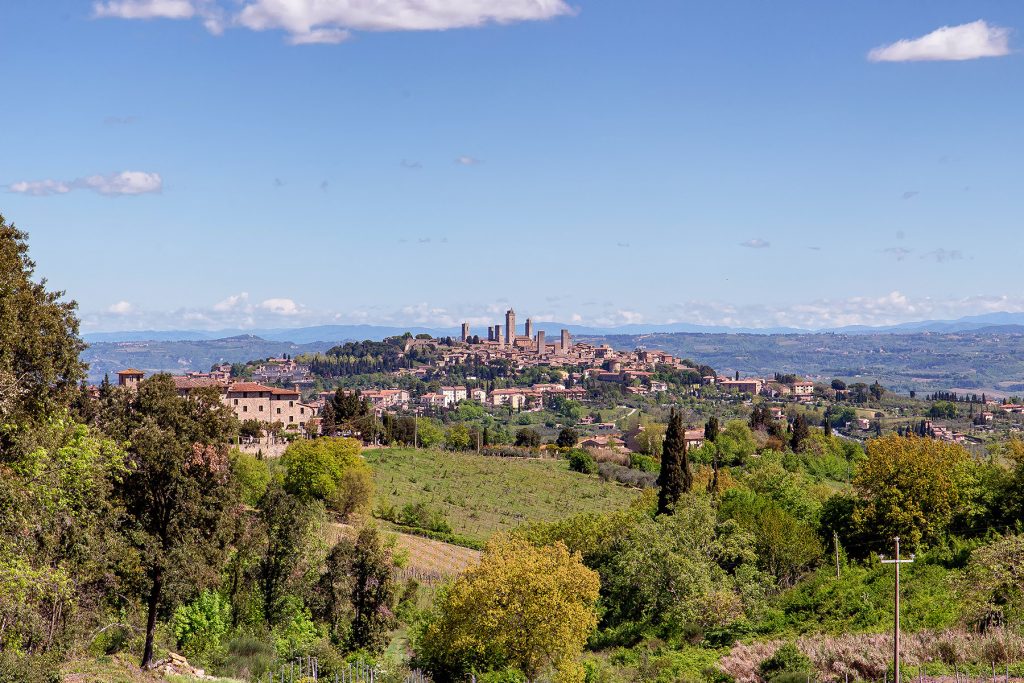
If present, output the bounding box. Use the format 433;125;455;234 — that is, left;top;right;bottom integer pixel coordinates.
823;416;832;437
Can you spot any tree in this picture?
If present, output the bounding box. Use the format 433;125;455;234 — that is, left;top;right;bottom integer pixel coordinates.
280;437;372;517
0;217;85;431
417;537;599;682
831;379;847;392
515;427;541;448
112;375;239;667
445;423;472;451
959;533;1024;630
556;427;579;449
853;435;977;551
790;414;809;452
705;416;719;443
314;525;398;652
657;409;692;515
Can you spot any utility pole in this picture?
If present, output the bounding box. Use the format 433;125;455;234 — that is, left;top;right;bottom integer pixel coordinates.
834;530;841;579
880;537;915;683
414;407;418;449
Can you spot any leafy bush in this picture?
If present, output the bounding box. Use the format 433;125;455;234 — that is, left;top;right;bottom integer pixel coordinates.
217;635;276;680
597;462;657;488
172;590;231;665
628;453;659;472
758;643;812;682
281;437;372;517
568;450;597;475
399;501;452;534
232;449;270;506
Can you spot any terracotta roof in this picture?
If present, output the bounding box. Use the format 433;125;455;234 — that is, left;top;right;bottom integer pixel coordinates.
270;387;300;396
118;368;144;375
173;376;226;390
226;382;276;394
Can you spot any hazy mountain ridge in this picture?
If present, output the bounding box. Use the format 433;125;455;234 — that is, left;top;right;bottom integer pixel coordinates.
80;312;1024;345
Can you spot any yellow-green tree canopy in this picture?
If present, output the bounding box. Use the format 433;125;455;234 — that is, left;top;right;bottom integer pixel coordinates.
417;536;600;682
853;434;977;551
281;437;371;517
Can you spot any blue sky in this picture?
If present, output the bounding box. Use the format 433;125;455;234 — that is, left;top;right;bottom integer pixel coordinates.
2;1;1023;332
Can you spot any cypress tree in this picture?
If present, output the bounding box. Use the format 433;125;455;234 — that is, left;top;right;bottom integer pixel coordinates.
790;414;809;452
705;415;719;443
657;409;692;515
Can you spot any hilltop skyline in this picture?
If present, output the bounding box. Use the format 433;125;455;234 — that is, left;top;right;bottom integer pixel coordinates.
3;1;1024;331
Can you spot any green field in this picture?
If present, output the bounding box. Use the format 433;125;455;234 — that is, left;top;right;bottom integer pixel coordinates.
363;448;640;543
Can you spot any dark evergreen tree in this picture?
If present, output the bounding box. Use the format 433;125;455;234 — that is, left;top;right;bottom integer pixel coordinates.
790;413;809;452
705;415;719;443
657;409;691;515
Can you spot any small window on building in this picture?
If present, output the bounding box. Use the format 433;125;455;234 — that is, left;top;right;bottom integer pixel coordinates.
258;405;263;411
276;407;281;414
242;406;247;412
289;416;294;423
289;400;294;407
300;407;305;414
233;399;238;405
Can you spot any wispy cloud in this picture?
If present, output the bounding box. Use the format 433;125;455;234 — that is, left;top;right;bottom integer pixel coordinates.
401;159;422;170
922;248;965;262
103;115;138;125
455;155;482;166
882;247;912;261
902;190;919;200
95;0;574;44
868;20;1011;62
740;238;770;249
9;171;162;197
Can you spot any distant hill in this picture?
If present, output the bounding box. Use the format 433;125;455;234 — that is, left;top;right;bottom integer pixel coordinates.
82;312;1024;345
82;336;336;383
581;330;1024;394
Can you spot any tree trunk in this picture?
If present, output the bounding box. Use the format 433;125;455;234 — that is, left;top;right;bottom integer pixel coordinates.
141;568;163;668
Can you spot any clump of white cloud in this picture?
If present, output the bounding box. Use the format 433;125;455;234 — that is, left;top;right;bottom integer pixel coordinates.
107;300;134;314
213;292;250;312
868;20;1011;62
740;238;770;249
455;155;482;166
8;171;162;197
259;298;302;315
95;0;574;44
93;0;195;19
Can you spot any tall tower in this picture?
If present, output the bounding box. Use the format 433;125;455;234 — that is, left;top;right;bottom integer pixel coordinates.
505;309;516;345
487;326;494;342
461;322;470;342
525;318;534;340
561;329;571;352
536;330;546;355
495;324;504;347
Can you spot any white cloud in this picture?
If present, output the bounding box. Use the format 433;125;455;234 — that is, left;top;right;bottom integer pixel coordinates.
80;171;163;195
455;155;482;166
96;0;575;43
8;179;72;196
259;298;302;315
213;292;250;312
8;171;162;197
93;0;195;19
107;300;134;314
237;0;574;43
868;20;1012;62
740;238;770;249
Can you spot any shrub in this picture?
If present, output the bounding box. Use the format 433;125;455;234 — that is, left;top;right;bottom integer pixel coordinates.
232;449;270;506
172;590;231;666
597;462;657;488
281;437;373;517
568;450;597;475
217;635;276;680
515;428;541;448
399;501;452;534
628;453;659;472
759;643;812;682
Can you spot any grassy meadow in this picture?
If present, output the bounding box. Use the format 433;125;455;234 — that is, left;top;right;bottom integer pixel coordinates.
363;447;640;543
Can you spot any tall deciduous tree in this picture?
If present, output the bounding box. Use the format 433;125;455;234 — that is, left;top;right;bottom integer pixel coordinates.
790;414;809;452
657;409;692;515
853;434;976;552
113;375;239;667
